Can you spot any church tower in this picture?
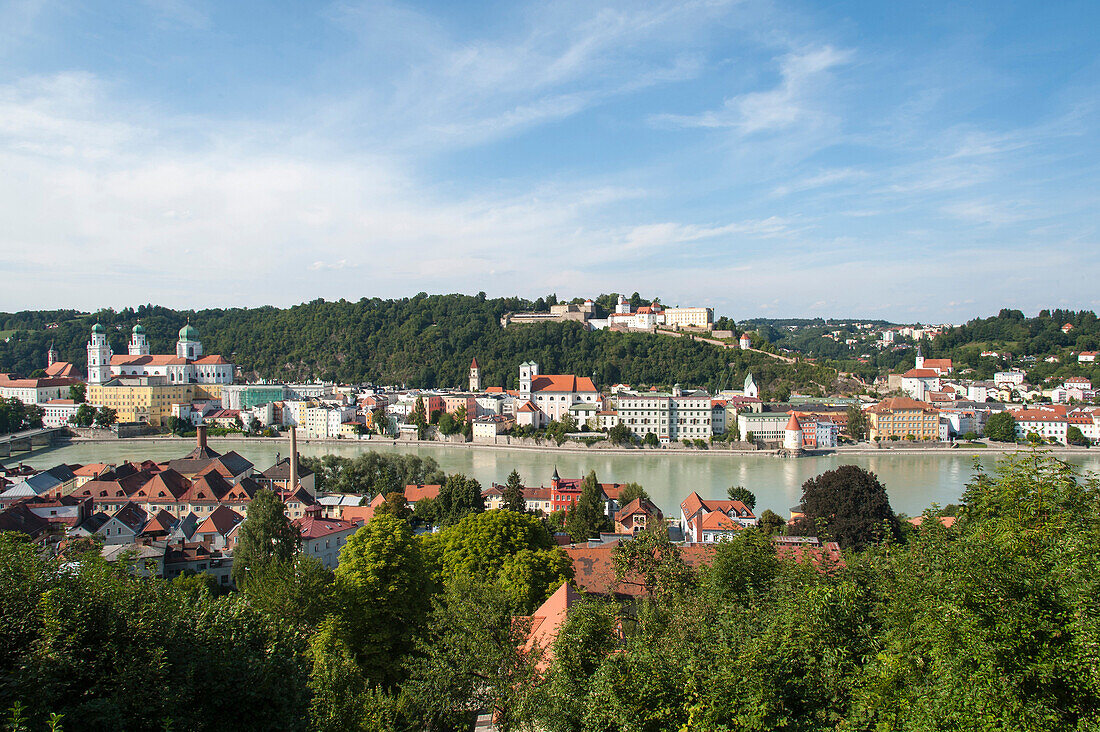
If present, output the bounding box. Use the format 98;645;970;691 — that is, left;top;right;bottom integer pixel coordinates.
128;324;150;356
743;373;759;399
519;361;538;401
469;357;481;392
87;323;112;384
176;322;203;360
915;346;925;371
47;341;58;368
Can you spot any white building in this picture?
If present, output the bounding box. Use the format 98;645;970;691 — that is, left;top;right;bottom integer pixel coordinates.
94;324;234;386
614;386;712;444
994;370;1026;387
663;307;714;329
0;375;80;406
517;361;599;427
40;399;81;427
900;369;941;401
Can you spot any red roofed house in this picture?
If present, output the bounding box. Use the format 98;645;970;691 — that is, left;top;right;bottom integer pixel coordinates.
293;505;359;569
517;361;599;427
522;582;586;672
613;498;663;536
194;505;245;550
900;369;942;401
680;491;757;544
915;350;952;375
1079;351;1098;364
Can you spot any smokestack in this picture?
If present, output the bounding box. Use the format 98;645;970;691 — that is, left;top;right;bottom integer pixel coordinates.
289;426;298;493
197;425;208;451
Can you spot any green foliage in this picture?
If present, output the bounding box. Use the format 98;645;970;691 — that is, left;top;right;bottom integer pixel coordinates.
242;555;335;629
67;383;85;403
757;509;786;535
0;547;310;731
92;407;116;428
231;488;301;586
434;473;485;526
794;464;901;551
0;398;42;435
643;432;659;447
606;422;636;445
564;471;611;542
846;404;868;440
422;510;570;613
70;403;96;428
501;469;527;512
1067;425;1090;446
373;492;412;521
299;452;444;496
331;515;431;687
985;411;1018;442
616;481;649;506
726;485;756;509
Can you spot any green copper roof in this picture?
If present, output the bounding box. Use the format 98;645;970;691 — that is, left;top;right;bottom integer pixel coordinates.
91;323;106;334
132;324;145;334
178;324;199;341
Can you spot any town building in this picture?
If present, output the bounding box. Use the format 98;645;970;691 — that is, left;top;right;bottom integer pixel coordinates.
515;361;599;427
614;386;712;444
89;323;234;388
866;397;941;441
680;491;757;543
0;374;82;406
293;505;358;569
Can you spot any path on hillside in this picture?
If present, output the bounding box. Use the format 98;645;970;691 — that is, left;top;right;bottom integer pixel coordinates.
654;328;797;363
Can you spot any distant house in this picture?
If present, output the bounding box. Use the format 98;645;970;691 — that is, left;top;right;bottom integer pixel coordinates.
1079;351;1098;364
613;498;663;536
680;492;757;543
293;505;358;569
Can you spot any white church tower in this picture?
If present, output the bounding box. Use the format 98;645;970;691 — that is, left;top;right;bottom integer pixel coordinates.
128;324;150;356
87;323;112;384
47;341;58;368
519;361;539;401
469;357;481;392
783;413;803;452
743;373;759;399
914;346;925;371
176;322;203;360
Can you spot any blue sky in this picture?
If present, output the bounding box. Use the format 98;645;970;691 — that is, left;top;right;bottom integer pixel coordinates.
1;0;1098;322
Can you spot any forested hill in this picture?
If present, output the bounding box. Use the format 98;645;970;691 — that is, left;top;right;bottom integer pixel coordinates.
0;295;837;396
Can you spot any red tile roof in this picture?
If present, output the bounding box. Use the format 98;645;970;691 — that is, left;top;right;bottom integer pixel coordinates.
530;375;597;393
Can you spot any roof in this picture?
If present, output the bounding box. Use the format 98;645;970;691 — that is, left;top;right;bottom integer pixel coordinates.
530;374;597;393
785;412;801;431
922;358;953;370
141;509;179;536
179;323;199;340
109;502;149;534
614;498;662;524
0;374;81;388
405;484;441;502
294;512;358;540
132;469;190;501
0;502;52;537
193;355;230;364
699;512;739;531
902;368;941;378
195;505;244;536
110;354;189;366
44;362;81;378
260;457;314;480
470;357;479;368
522;582;582;665
867;397;938;414
517;400;539;413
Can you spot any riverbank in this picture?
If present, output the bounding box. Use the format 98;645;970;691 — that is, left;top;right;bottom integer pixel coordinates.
60;433;1094;459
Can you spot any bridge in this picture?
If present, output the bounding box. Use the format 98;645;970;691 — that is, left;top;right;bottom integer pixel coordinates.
0;427;67;458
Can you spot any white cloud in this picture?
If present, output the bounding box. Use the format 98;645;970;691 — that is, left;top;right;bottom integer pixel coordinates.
651;45;853;134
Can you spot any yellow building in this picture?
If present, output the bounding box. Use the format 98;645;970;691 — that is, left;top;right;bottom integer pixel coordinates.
89;377;194;427
867;397;940;441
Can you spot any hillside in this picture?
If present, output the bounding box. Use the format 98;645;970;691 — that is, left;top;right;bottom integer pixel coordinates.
0;295;839;397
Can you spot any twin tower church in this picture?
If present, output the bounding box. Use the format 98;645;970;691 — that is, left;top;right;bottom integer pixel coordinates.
86;322;234;385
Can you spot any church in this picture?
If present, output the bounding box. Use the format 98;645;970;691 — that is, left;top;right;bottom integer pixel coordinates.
87;323;234;385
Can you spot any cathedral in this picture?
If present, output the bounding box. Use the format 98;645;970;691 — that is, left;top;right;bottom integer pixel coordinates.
87;323;234;385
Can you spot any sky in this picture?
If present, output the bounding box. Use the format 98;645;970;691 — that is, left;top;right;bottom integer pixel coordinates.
1;0;1098;322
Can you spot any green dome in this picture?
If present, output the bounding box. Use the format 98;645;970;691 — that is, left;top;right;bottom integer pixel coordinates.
91;323;106;334
132;324;145;334
178;324;199;341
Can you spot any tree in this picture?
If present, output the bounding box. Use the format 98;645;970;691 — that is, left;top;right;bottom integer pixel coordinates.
846;405;868;440
565;471;611;542
985;411;1017;442
1066;425;1090;446
613;522;693;601
71;403;96;427
330;514;432;687
794;465;901;551
411;397;428;440
436;411;456;436
374;492;412;521
231;488;301;586
606;422;635;445
745;431;756;443
68;383;86;403
643;432;659;447
249;417;262;434
616;482;649;506
243;554;335;629
435;473;485;526
726;485;756;510
93;406;117;428
757;509;785;535
501;469;527;512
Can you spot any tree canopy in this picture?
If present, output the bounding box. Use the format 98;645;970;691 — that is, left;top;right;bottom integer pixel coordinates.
794;464;901;550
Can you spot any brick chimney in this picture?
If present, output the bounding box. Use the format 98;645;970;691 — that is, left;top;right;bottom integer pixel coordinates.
196;424;208;451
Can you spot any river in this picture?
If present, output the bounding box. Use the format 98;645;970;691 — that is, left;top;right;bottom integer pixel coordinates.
14;439;1100;519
